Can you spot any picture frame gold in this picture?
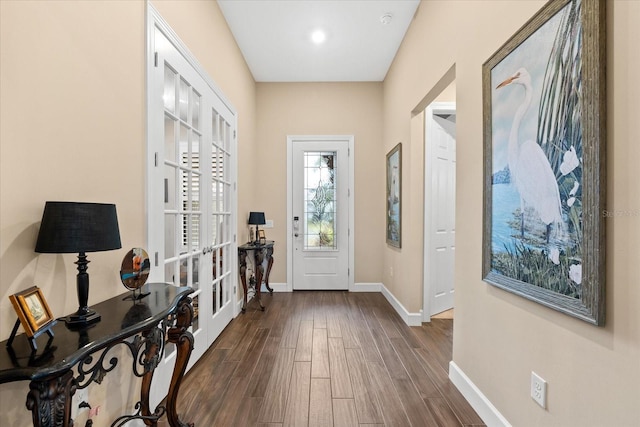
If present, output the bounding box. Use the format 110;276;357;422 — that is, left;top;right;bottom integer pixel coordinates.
9;286;56;337
258;229;266;245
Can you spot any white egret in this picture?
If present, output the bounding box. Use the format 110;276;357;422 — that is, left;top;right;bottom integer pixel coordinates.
497;68;563;242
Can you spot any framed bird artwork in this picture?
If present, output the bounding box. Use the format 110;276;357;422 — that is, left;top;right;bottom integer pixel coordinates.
481;0;606;325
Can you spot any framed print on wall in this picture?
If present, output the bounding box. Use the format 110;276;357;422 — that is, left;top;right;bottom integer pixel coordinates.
386;143;402;248
482;0;606;325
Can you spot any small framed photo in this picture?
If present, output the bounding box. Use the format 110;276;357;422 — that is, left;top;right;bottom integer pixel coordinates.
258;229;266;245
9;286;56;337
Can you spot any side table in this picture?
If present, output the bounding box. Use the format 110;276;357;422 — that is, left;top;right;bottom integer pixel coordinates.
238;241;274;311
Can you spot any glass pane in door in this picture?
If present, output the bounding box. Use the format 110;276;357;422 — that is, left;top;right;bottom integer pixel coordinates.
303;151;337;249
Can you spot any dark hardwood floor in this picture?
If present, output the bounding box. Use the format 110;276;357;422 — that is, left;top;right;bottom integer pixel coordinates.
164;291;484;427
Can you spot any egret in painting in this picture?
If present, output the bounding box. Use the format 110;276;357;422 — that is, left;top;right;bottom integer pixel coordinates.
497;68;563;242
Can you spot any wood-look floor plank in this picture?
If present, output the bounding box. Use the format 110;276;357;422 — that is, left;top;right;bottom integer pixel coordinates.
294;319;313;361
232;396;263;426
332;398;359;427
328;337;353;398
415;347;484;426
311;327;330;378
247;336;282;398
209;375;249;426
313;292;328;329
233;327;270;379
389;336;441;398
367;360;412;426
309;378;333;427
366;314;409;380
392;376;439;426
258;347;296;423
283;362;311;427
425;397;464;427
327;313;342;338
340;316;360;349
281;317;301;349
344;348;384;424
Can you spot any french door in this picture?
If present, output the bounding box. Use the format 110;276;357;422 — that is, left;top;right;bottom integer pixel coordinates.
147;6;236;407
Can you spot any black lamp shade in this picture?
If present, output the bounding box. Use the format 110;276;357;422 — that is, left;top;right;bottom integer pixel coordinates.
35;201;122;328
248;211;266;226
35;202;122;254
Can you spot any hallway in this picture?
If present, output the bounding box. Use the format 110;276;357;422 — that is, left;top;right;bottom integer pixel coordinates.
164;291;483;426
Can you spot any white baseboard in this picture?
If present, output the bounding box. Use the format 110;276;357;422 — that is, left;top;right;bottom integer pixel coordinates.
380;284;423;326
260;282;287;292
351;282;382;292
449;361;511;427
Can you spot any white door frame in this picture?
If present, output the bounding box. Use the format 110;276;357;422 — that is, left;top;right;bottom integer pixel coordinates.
422;102;456;322
287;135;355;292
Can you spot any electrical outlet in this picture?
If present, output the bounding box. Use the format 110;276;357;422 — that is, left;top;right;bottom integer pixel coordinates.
531;371;547;408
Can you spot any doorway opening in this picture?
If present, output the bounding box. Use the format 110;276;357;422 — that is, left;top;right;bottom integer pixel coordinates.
423;102;456;321
412;68;457;323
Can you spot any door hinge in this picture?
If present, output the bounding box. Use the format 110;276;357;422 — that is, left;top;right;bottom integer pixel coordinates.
154;152;159;167
154;52;159;67
348;268;350;276
233;130;237;139
348;189;350;197
234;234;237;243
234;182;237;191
348;147;350;156
348;228;350;237
154;252;159;267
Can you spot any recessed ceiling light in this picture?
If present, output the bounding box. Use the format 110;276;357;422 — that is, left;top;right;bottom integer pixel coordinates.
311;30;326;45
380;13;393;25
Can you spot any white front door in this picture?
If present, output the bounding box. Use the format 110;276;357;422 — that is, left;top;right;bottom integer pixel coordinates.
147;7;236;408
289;136;352;290
423;103;456;319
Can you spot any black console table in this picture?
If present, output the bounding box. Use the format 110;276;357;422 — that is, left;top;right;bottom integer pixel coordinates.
0;282;194;427
238;240;274;311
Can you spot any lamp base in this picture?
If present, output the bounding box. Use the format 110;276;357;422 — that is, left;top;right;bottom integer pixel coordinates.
62;308;101;329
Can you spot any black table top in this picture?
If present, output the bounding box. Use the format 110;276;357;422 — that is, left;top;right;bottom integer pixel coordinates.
0;283;192;383
238;240;274;250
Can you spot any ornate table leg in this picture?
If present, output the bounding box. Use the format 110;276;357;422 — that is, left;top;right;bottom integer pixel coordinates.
140;327;163;426
264;246;274;294
26;370;76;427
254;249;265;311
164;297;194;427
238;249;248;312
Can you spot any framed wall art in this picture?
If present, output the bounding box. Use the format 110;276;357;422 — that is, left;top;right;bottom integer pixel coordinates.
482;0;606;325
386;143;402;248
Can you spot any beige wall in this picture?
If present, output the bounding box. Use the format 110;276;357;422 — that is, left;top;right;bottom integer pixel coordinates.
1;0;638;425
0;0;255;425
385;0;640;425
255;82;384;283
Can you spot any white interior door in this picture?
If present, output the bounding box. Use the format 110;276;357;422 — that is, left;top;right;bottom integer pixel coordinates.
147;6;236;408
290;137;351;290
423;103;456;319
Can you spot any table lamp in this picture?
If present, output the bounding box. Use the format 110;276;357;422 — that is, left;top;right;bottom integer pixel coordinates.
248;211;265;244
35;201;122;327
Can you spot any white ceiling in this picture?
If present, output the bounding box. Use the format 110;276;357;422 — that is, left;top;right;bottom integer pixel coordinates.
217;0;420;82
